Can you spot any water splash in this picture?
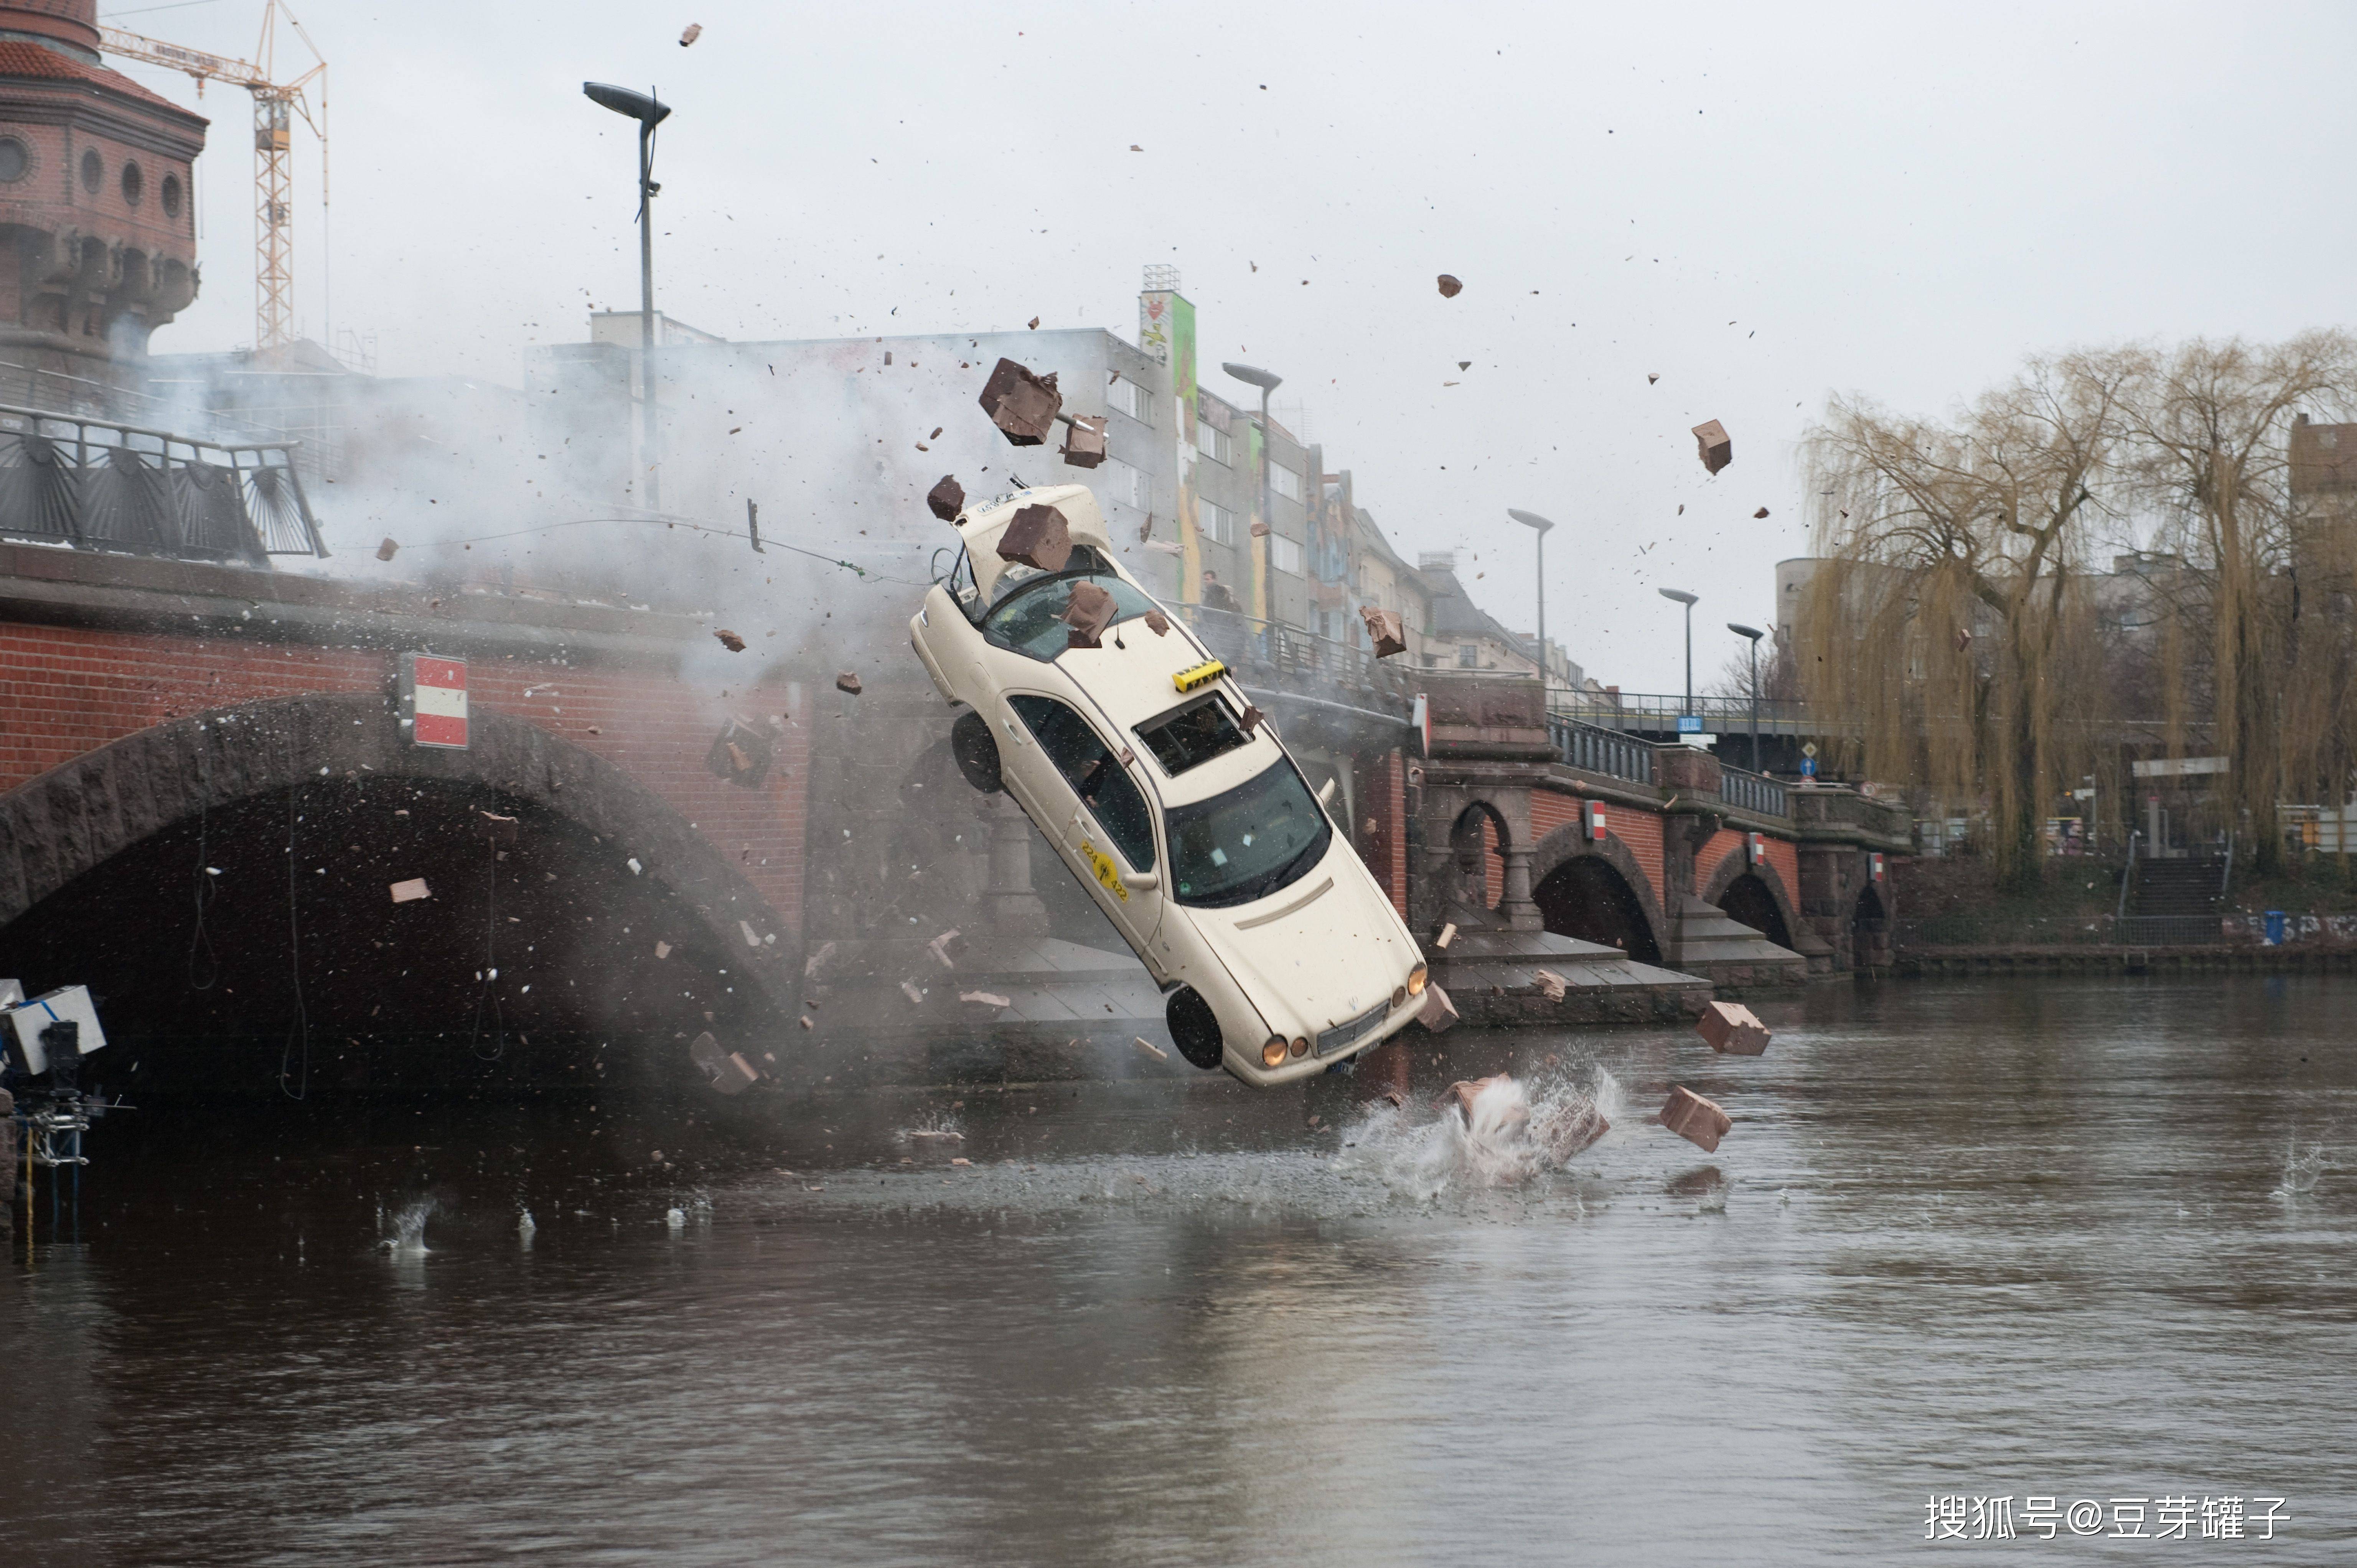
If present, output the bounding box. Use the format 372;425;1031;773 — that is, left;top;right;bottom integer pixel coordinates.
2271;1140;2327;1202
1338;1067;1619;1201
896;1113;966;1145
378;1197;434;1255
666;1206;688;1230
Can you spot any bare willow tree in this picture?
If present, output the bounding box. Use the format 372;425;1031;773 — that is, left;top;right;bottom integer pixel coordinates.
1798;350;2135;888
2125;331;2357;874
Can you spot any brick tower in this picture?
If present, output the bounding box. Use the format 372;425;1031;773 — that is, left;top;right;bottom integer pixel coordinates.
0;0;205;410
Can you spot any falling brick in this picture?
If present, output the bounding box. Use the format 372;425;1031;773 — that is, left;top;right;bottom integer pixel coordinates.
1359;605;1406;657
740;920;761;949
1144;608;1170;636
714;1052;759;1095
1237;704;1266;737
1534;968;1568;1002
714;628;746;652
655;940;672;960
1660;1085;1732;1153
960;990;1012;1008
679;22;703;45
927;929;966;968
1417;983;1459;1032
927;474;966;521
1134;1037;1169;1061
375;537;399;561
997;502;1073;572
1696;1000;1771;1056
1249;520;1270;537
1435;921;1457;950
901;980;925;1006
1061;413;1108;469
836;671;863;696
1062;580;1116;649
388;878;430;904
1692;419;1733;476
1752;506;1770;519
1436;273;1463;298
979;357;1061;443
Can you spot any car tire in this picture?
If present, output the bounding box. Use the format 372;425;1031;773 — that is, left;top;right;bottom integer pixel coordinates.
949;709;1003;794
1165;986;1225;1070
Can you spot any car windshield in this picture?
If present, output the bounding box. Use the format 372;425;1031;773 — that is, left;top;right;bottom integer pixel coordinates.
1135;692;1252;777
1165;757;1332;908
984;569;1159;660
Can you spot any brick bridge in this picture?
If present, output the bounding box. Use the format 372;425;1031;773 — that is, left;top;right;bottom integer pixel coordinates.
0;548;1906;1097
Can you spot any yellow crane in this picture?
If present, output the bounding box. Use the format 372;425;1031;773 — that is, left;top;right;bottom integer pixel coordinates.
100;1;327;351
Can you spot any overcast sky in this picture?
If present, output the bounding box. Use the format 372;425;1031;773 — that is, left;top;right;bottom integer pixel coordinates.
107;0;2357;692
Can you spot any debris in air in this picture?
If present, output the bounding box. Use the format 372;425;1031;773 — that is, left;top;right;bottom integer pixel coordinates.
1534;968;1568;1003
1237;703;1266;737
477;811;519;846
1692;419;1733;476
1648;373;1659;385
1417;983;1459;1031
1027;317;1040;330
997;502;1073;572
1249;520;1270;538
1360;606;1406;657
927;474;966;521
1435;921;1457;950
1134;1037;1169;1061
979;357;1061;445
1436;274;1463;298
959;990;1011;1008
1144;608;1170;636
1752;506;1770;519
388;878;430;904
1660;1084;1732;1153
927;929;966;968
706;715;774;788
1061;580;1116;649
1697;999;1771;1055
679;22;703;46
690;1031;758;1095
376;537;398;561
714;628;746;652
1956;626;1973;652
836;671;863;696
655;941;672;960
1457;361;1471;371
1060;413;1108;469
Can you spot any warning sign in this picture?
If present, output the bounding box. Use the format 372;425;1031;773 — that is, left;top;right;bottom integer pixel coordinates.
402;654;468;749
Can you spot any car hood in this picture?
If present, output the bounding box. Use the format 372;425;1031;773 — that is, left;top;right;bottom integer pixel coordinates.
1184;842;1421;1040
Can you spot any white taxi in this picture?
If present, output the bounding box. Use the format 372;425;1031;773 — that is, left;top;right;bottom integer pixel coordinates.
908;483;1429;1086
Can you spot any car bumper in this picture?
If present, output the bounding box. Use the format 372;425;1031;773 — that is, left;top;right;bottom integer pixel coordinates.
1221;991;1425;1088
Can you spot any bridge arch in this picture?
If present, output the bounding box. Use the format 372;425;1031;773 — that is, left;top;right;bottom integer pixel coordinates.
1528;822;1668;965
0;695;798;1084
1698;850;1803;952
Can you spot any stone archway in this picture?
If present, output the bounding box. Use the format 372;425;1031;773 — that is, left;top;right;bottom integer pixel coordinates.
1527;823;1669;965
1446;801;1511;914
1699;852;1805;953
1852;881;1891;970
0;692;797;1009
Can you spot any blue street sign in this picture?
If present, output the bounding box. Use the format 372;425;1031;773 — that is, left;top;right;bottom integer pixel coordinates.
1677;714;1703;734
1800;757;1818;779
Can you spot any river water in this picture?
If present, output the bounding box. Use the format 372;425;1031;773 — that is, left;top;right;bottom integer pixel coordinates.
3;977;2351;1565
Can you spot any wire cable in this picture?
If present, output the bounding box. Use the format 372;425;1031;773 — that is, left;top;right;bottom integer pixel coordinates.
407;512;930;585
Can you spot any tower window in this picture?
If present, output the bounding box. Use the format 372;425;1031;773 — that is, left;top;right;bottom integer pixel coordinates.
0;138;26;183
161;173;182;217
121;161;143;207
80;148;101;193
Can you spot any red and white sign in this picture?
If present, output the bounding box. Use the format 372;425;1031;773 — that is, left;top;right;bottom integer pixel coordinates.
403;654;468;749
1412;693;1431;758
1869;851;1885;883
1747;830;1766;866
1584;799;1608;843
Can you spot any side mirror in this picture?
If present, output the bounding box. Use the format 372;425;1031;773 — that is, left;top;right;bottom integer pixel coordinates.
1316;777;1339;807
1126;870;1160;891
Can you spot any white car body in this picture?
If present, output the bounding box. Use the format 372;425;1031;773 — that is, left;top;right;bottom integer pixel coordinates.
908;483;1428;1087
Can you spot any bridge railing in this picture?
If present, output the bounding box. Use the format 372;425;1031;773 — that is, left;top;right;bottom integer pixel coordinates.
0;403;327;564
1554;689;1818;734
1167;602;1414;710
1719;762;1788;817
1545;713;1656;785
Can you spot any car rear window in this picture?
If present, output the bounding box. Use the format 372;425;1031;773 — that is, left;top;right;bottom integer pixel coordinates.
1135;693;1251;777
1165;758;1330;908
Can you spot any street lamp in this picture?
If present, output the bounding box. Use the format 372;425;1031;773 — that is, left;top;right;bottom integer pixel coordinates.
1507;509;1555;702
1221;361;1282;644
1658;587;1698;726
583;81;672;512
1727;622;1765;773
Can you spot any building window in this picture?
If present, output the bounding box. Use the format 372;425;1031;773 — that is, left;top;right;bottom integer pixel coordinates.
120;161;143;207
1196;419;1231;466
0;138;26;183
1100;456;1144;509
1109;375;1153;426
1199;498;1233;545
1269;534;1304;575
1269;461;1303;503
1459;644;1479;668
161;174;182;218
80;148;101;194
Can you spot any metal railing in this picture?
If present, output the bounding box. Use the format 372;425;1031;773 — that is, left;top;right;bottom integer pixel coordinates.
1167;601;1413;706
1552;688;1819;736
1546;713;1655;785
0;403;326;563
1719;764;1788;817
1894;912;2233;949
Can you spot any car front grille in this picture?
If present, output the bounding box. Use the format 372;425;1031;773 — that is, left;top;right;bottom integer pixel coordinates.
1316;998;1393;1058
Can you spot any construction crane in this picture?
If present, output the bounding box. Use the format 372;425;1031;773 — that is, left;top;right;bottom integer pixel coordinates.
100;1;327;351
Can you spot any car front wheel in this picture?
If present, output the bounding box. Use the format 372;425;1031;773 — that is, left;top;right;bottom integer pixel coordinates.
1165;986;1225;1070
949;709;1002;794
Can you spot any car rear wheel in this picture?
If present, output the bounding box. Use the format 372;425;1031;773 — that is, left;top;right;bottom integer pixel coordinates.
1165;986;1225;1070
949;709;1002;794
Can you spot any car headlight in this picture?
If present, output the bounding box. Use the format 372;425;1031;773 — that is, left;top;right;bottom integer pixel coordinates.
1261;1037;1288;1069
1407;964;1428;997
1289;1037;1309;1059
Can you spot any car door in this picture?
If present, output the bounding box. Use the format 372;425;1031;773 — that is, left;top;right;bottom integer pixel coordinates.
1005;693;1166;963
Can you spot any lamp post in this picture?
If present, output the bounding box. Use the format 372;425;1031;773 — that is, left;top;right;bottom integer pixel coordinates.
1507;509;1556;702
1221;362;1282;649
1727;622;1765;772
1658;587;1698;728
583;82;672;513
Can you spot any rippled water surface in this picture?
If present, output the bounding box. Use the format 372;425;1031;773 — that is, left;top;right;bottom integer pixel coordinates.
4;977;2354;1565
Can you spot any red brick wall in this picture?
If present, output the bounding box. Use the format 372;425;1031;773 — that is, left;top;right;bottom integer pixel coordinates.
1384;748;1405;916
1599;804;1665;906
1701;827;1745;898
1480;814;1501;908
0;622;809;940
1700;827;1801;912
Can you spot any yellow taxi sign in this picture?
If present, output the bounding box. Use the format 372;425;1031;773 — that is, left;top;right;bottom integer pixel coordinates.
1173;658;1226;694
1080;839;1129;903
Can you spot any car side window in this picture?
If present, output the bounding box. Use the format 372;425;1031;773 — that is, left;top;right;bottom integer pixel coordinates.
1007;695;1157;873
